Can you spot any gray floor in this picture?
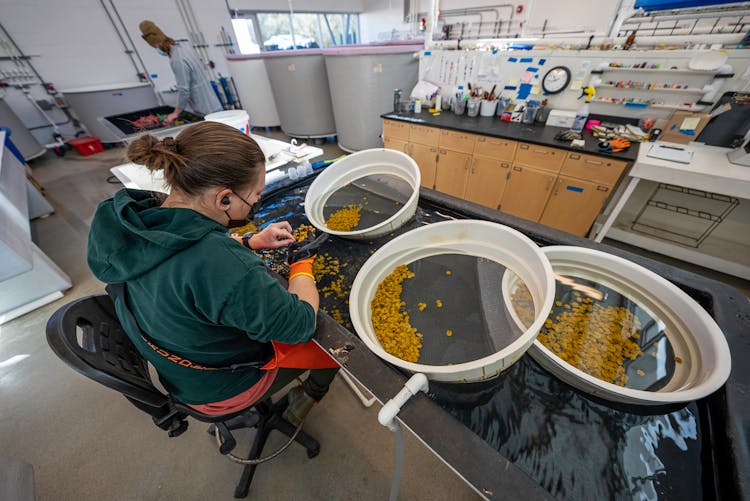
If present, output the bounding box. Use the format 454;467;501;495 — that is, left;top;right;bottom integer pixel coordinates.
2;133;749;501
1;136;480;501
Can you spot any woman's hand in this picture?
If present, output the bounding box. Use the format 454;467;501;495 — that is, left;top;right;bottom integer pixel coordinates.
237;221;295;250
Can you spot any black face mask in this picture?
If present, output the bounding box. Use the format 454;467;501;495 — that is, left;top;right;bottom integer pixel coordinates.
224;191;259;229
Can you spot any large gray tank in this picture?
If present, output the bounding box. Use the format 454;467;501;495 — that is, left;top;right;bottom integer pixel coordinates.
325;43;421;151
61;82;159;143
0;98;45;160
263;49;336;139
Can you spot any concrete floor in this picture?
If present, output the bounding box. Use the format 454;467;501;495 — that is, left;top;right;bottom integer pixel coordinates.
2;132;748;500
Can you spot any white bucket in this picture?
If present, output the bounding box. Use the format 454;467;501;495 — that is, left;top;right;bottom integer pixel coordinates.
349;220;555;383
305;148;420;240
204;110;250;136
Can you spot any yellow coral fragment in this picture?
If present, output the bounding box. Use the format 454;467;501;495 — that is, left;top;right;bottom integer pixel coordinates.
325;204;363;232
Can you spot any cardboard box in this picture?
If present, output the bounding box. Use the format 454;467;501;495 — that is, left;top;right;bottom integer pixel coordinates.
659;111;711;144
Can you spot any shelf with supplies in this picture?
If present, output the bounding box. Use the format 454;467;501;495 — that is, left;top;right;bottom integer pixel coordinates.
593;99;695;111
591;67;720;75
597;83;705;94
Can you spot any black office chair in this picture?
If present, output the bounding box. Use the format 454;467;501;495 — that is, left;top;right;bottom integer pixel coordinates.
45;294;320;498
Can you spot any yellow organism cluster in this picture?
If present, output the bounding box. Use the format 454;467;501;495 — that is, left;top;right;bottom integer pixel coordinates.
325;204;363;232
229;221;259;237
293;223;315;242
371;265;423;363
537;295;643;386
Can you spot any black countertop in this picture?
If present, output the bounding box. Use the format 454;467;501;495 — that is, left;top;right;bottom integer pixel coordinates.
382;111;641;163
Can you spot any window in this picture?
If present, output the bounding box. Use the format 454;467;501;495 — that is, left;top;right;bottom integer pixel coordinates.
231;11;360;54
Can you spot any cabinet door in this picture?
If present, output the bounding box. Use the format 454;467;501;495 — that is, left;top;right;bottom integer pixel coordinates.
408;143;438;189
382;119;410;141
383;137;407;152
539;176;612;236
434;149;471;198
409;124;439;146
465;156;511;209
515;143;565;173
499;165;557;222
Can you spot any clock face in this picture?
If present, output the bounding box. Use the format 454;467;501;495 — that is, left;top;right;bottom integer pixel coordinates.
542;66;571;94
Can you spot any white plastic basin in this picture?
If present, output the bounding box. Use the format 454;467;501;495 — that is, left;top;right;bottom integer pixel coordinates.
349;220;555;383
305;148;420;240
503;246;732;405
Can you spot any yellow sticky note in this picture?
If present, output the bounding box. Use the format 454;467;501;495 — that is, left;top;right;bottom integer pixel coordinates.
531;85;541;95
570;80;583;90
680;117;700;131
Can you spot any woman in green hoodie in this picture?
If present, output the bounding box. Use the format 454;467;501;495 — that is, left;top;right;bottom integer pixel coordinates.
87;122;338;426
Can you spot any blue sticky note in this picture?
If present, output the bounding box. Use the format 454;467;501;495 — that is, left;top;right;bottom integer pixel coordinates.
566;186;584;193
508;57;518;62
526;67;538;73
539;59;546;65
520;57;533;63
518;83;532;100
424;51;431;55
492;49;498;54
504;85;517;91
151;74;158;78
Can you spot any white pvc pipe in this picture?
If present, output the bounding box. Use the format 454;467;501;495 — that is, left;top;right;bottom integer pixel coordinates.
378;373;429;432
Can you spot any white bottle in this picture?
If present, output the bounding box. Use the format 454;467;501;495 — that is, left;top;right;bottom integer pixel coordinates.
414;100;422;113
434;94;442;111
299;159;313;177
571;101;590;133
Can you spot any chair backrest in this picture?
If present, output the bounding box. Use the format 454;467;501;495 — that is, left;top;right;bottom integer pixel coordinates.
45;294;168;409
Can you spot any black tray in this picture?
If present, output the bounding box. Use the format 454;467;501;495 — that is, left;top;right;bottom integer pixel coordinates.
102;105;203;135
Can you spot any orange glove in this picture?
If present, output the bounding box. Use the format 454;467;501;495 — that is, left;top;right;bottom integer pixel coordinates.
289;256;315;282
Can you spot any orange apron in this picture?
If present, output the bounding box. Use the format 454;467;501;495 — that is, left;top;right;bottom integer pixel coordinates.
261;340;340;370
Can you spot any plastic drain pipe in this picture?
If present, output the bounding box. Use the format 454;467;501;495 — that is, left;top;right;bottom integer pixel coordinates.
378;373;429;501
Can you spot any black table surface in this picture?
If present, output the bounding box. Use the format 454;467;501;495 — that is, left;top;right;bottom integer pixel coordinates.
382;111;641;163
258;173;749;500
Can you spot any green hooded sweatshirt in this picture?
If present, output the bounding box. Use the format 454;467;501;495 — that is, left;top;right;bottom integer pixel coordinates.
87;189;315;404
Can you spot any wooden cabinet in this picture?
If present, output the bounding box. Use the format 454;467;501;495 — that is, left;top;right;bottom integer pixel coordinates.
474;136;517;162
383;119;409;141
464;157;510;209
409;124;439;146
560;152;627;186
408;143;438;189
499;165;557;222
435;149;472;198
381;118;629;236
438;129;477;154
383;137;407;153
515;143;565;173
540;176;612;236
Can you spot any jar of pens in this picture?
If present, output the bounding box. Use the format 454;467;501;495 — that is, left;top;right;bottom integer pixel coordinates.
453;83;501;118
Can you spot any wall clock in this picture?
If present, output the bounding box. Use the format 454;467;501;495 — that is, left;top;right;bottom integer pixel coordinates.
541;66;571;94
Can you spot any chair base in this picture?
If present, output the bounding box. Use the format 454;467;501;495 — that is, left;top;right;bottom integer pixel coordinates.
208;398;320;498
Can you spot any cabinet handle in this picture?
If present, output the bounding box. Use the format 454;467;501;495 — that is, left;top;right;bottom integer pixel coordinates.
545;177;555;191
469;158;475;173
570;154;581;160
430;147;436;152
533;149;549;155
407;144;413;154
501;162;510;168
520;144;529;150
513;166;523;172
553;179;562;196
439;149;447;154
597;186;609;192
478;137;486;142
585;159;603;165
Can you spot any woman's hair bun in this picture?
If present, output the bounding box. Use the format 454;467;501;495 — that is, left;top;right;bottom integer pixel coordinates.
126;134;185;173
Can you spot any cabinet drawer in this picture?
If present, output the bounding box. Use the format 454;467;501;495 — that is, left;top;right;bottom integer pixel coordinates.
539;177;612;236
383;137;407;152
561;152;628;186
409;124;439;146
382;119;409;141
474;136;517;162
438;129;477;154
514;143;565;172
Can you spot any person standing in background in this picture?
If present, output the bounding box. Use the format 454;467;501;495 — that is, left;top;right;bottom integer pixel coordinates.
139;20;222;124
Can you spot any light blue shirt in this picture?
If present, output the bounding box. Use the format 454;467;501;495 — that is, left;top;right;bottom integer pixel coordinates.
169;42;222;116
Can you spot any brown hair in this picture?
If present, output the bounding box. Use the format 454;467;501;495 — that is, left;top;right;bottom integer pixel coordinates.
126;122;266;195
